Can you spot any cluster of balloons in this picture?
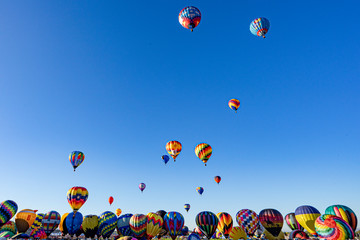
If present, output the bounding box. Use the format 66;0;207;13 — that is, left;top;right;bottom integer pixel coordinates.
178;6;271;39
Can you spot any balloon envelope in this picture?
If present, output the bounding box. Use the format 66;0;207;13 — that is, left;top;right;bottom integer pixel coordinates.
195;211;219;239
216;212;233;238
162;155;170;165
188;233;201;240
259;209;283;237
0;200;18;228
130;214;147;238
0;221;16;234
184;204;190;212
15;209;37;233
214;176;221;184
178;6;201;31
146;212;163;240
0;230;15;238
325;205;357;232
117;214;133;237
315;214;354;240
285;213;303;231
229;226;247;240
139;183;146;192
82;215;98;238
42;211;61;236
98;211;117;238
289;230;309;239
69;151;85;171
163;211;184;240
166;141;182;161
65;211;83;235
250;17;270;38
30;213;44;230
67;186;88;213
236;209;259;237
295;205;320;236
228;99;240;111
59;213;69;235
30;227;47;239
195;143;212;166
116;209;122;217
196;187;204;195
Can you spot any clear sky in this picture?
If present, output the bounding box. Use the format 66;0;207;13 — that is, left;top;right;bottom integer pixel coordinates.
1;0;360;233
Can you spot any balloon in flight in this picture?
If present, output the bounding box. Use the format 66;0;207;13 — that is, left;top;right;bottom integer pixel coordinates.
69;151;85;171
162;155;170;165
250;17;270;38
179;6;201;32
214;176;221;184
116;208;122;217
109;196;114;206
195;143;212;166
196;187;204;195
139;183;146;193
184;204;190;212
166;141;182;161
228;99;240;112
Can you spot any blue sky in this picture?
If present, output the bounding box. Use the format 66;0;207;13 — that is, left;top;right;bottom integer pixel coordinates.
0;0;360;232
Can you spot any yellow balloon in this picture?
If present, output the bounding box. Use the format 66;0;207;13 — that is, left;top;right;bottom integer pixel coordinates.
146;212;164;240
59;213;69;234
116;208;122;217
295;206;321;236
229;226;247;240
262;229;285;240
82;215;99;238
15;209;37;233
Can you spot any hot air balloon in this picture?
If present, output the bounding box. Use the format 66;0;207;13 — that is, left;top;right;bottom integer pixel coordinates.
295;205;320;237
229;226;247;240
15;209;37;233
259;209;283;237
156;210;167;239
325;205;357;232
196;187;204;195
181;226;189;236
216;231;222;238
0;200;18;228
184;204;190;212
214;176;221;184
69;151;85;171
117;214;133;237
216;212;233;238
67;186;88;213
195;143;212;166
315;214;354;240
30;213;44;230
289;230;309;240
139;183;146;193
228;99;240;112
178;6;201;32
188;233;201;240
116;209;122;217
236;209;259;237
162;155;170;165
130;214;147;238
30;227;47;239
82;215;98;238
146;212;164;240
250;17;270;38
193;226;204;236
42;211;61;237
59;213;69;235
195;211;219;239
0;230;15;238
109;196;114;206
65;211;83;235
164;212;184;240
0;221;16;234
98;211;117;238
166;141;182;161
285;213;303;231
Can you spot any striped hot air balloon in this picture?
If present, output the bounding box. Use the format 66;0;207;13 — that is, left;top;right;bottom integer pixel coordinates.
216;212;233;238
179;6;201;32
129;214;147;238
67;186;88;213
195;143;212;166
42;211;61;237
228;99;240;112
315;214;354;240
250;17;270;38
325;205;357;232
295;205;320;237
69;151;85;171
184;204;190;212
146;212;164;240
195;211;219;239
166;141;182;161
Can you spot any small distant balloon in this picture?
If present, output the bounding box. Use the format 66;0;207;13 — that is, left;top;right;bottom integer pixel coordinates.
184;204;190;212
166;141;182;161
162;155;170;165
195;143;212;166
214;176;221;184
109;196;114;206
179;6;201;32
228;99;240;112
196;187;204;195
139;183;146;193
69;151;85;171
250;17;270;38
115;209;122;217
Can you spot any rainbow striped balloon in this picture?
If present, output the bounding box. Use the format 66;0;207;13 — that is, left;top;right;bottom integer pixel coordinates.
69;151;85;171
0;200;18;228
164;211;184;240
30;227;47;239
315;214;354;240
129;214;147;238
0;220;17;234
216;212;233;238
228;99;240;112
42;211;61;236
146;212;164;239
195;143;212;166
325;205;357;232
166;141;182;161
67;186;88;213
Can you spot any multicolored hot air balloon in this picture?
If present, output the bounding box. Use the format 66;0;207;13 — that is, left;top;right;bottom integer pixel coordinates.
216;212;233;238
259;209;283;237
250;17;270;38
195;211;219;239
15;209;37;233
42;211;61;237
67;186;88;213
0;221;17;234
166;141;182;161
109;196;114;206
155;210;167;239
98;211;117;238
228;99;240;112
130;214;147;238
30;227;47;239
178;6;201;32
214;176;221;184
285;213;303;231
236;209;259;237
139;183;146;193
295;205;320;237
30;213;44;230
184;204;190;212
146;212;164;240
188;233;201;240
0;230;15;238
289;230;309;240
196;187;204;195
162;155;170;165
116;209;122;217
163;212;184;240
82;215;98;238
0;200;18;228
181;226;189;236
325;205;357;232
315;214;354;240
59;213;69;235
69;151;85;171
117;214;133;237
195;143;212;166
229;226;247;240
65;211;83;235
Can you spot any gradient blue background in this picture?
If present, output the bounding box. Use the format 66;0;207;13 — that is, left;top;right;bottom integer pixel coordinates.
0;0;359;232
